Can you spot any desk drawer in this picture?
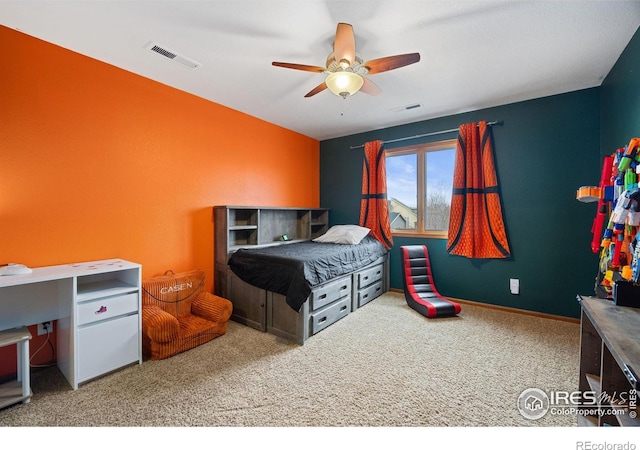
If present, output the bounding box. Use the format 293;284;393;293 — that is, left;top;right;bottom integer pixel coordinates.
77;313;139;383
310;276;351;310
77;292;138;326
356;264;384;289
310;297;350;335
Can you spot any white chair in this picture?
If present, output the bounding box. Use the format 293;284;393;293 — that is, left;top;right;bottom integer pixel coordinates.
0;326;32;409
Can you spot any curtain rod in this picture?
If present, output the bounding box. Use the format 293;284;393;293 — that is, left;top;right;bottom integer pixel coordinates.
349;120;503;150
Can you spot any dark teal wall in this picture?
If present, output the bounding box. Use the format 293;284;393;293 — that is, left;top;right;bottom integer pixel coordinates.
601;26;640;155
320;26;640;319
320;90;602;318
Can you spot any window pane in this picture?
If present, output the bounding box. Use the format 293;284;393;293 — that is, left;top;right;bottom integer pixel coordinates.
386;153;417;230
424;147;455;231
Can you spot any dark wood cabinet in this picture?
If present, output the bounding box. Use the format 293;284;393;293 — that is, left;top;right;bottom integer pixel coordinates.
213;205;329;330
578;295;639;426
213;205;388;344
213;205;329;292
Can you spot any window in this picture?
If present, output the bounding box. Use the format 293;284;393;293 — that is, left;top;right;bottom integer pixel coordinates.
385;139;456;238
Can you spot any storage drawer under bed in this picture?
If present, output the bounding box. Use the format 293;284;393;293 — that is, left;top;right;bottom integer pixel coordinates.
357;280;384;308
310;275;352;310
310;296;350;335
356;264;384;289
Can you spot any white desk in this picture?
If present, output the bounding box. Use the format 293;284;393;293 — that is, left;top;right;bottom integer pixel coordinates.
0;259;142;390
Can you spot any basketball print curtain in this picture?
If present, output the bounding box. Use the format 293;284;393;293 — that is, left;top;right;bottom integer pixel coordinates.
359;140;393;250
446;121;510;259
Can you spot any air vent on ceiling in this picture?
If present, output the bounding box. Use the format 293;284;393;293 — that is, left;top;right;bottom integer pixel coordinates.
145;42;201;69
389;103;423;113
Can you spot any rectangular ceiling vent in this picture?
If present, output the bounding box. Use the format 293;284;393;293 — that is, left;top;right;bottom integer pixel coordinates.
390;103;423;113
145;42;201;69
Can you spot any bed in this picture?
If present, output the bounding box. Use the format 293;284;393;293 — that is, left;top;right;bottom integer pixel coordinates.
228;234;388;312
225;225;389;343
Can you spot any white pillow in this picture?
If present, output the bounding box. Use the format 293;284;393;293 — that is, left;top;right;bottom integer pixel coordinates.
313;225;371;245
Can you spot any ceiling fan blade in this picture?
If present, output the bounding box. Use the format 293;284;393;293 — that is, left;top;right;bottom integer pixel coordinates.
304;82;328;98
364;52;421;75
360;77;382;96
272;62;326;73
333;23;356;66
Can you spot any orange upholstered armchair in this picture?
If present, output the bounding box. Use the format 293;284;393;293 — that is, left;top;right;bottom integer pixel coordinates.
141;269;232;360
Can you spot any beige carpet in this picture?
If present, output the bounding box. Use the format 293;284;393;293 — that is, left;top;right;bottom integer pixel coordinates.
0;292;580;427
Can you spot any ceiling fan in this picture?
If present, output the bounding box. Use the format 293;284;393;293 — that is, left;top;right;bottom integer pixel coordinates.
272;23;420;99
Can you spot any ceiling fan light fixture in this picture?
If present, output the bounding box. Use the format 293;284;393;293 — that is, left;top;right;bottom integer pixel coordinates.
272;23;420;98
325;71;364;99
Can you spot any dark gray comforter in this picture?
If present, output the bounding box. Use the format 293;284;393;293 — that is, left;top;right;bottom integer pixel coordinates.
228;235;387;312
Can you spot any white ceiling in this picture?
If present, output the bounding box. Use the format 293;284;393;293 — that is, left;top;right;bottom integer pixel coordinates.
2;1;640;141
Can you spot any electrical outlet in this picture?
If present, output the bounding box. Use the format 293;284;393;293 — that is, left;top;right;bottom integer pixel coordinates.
510;278;520;295
37;321;52;336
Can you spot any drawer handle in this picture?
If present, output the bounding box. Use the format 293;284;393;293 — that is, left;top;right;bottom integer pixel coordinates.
340;285;348;290
363;276;369;281
95;305;108;314
319;317;327;323
363;294;369;299
340;305;347;311
319;293;327;299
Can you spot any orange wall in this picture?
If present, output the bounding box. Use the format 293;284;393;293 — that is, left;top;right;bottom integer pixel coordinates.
0;26;319;376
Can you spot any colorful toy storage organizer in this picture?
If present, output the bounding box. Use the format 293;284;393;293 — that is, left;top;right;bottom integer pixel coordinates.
577;138;640;304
